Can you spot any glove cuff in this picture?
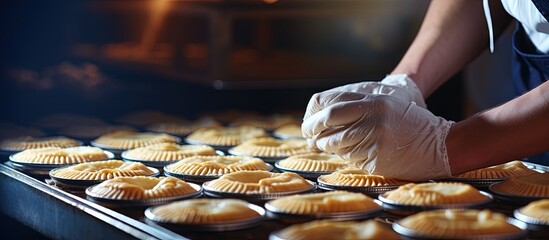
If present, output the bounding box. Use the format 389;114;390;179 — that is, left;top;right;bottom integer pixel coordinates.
439;120;455;178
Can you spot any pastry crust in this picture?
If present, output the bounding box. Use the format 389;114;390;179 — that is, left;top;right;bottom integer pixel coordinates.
277;153;348;172
87;176;197;200
186;126;268;147
397;209;523;238
205;170;313;194
230;115;299;130
384;182;489;206
11;146;109;165
518;199;549;224
123;143;217;161
93;131;178;150
231;137;316;158
146;118;220;136
50;160;156;180
165;155;270;176
274;220;398;240
1;136;80;151
318;168;410;187
490;172;549;198
273;124;303;139
453;161;538;179
267;191;379;215
149;199;260;224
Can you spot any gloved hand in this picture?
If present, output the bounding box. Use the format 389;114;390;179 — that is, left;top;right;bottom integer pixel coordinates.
327;74;426;108
302;91;454;181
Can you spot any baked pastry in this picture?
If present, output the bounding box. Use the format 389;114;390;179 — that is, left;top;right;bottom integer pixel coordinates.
266;191;380;215
123;143;217;161
92;131;178;150
10;146;109;165
396;209;524;238
87;176;196;199
146;118;220;136
383;182;490;206
204;171;313;194
185;126;268;147
318;168;410;187
58;124;135;140
0;136;81;151
273;220;398;240
230;114;299;131
0;122;44;141
490;172;549;198
517;199;549;224
200;109;260;124
50;160;155;180
277;152;348;172
147;199;260;224
273;123;303;139
452;160;538;179
165;155;270;176
230;137;316;158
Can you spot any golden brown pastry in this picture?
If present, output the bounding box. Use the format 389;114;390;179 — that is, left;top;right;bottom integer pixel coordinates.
50;160;155;180
396;209;524;238
165;155;270;176
383;182;490;206
204;170;313;194
453;160;538;179
318;168;410;187
146;118;220;136
273;123;304;139
230;137;317;158
10;146;109;165
1;136;80;151
147;199;260;224
185;126;268;147
277;153;348;172
267;191;380;215
517;199;549;224
58;124;134;139
273;220;398;240
230;114;299;131
87;176;197;200
92;131;178;150
490;172;549;198
123;143;217;161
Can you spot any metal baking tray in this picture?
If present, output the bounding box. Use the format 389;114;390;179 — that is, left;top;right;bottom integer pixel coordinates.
316;177;401;196
7;150;115;176
264;200;382;222
144;202;265;232
85;182;202;207
488;183;546;205
378;191;493;216
393;216;528;240
274;161;334;180
121;150;225;168
163;163;274;184
435;178;504;189
513;210;549;231
202;180;316;201
49;165;160;188
227;149;285;163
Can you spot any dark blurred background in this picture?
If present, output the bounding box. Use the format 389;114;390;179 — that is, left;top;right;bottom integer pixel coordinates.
0;0;465;125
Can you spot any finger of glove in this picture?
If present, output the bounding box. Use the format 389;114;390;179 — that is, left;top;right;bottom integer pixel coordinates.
303;91;365;121
302;99;366;139
329;81;379;93
314;124;377;160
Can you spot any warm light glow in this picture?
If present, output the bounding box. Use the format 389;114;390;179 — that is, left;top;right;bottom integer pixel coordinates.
263;0;278;4
139;0;171;58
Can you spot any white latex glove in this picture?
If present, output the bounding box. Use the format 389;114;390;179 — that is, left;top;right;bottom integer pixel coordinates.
302;91;454;181
328;74;426;108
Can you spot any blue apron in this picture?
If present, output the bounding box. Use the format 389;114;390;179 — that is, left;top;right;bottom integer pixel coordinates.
510;0;549;165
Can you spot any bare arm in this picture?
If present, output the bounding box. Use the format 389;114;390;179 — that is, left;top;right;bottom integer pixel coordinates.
447;80;549;174
392;0;512;97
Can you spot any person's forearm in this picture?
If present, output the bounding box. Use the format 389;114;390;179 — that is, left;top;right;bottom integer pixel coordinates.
392;0;511;97
446;80;549;175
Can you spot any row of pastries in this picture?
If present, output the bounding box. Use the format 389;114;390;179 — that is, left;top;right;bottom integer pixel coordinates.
0;111;548;239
